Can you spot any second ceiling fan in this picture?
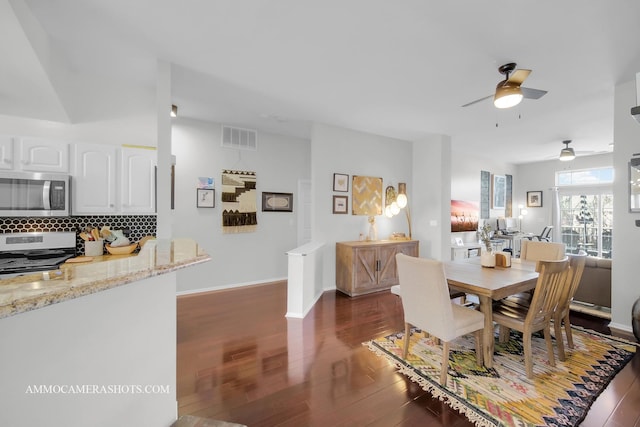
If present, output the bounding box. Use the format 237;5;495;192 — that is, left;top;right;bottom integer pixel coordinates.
462;62;548;108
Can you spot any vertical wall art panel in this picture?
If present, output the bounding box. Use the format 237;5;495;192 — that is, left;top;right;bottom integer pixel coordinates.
480;170;490;219
505;174;513;217
221;170;257;233
351;176;383;216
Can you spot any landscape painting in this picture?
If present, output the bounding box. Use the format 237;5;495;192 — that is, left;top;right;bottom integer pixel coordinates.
451;200;479;232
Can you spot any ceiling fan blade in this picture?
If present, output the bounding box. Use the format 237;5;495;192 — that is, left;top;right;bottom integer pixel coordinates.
521;87;548;99
507;69;531;85
461;94;493;107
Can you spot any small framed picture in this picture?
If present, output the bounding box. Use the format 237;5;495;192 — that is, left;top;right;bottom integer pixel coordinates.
262;192;293;212
527;191;543;207
333;173;349;192
454;237;464;247
333;195;348;214
197;188;215;208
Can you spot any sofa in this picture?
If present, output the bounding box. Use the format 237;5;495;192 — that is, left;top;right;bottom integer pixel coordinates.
572;256;611;310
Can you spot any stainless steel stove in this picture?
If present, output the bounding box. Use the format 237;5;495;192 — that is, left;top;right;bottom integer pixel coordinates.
0;232;76;278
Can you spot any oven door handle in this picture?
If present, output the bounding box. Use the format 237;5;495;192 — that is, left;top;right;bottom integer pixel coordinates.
42;180;51;210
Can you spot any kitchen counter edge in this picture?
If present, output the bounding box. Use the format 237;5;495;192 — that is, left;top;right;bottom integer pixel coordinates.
0;238;211;320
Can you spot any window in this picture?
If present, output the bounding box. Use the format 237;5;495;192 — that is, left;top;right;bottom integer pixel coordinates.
557;167;613;259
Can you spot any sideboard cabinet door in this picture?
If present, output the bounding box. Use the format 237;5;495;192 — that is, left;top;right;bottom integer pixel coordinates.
336;240;419;297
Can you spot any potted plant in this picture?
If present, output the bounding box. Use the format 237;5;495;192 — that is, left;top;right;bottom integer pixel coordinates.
478;223;495;267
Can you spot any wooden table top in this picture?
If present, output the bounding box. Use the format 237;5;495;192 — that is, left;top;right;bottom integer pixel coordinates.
444;257;539;300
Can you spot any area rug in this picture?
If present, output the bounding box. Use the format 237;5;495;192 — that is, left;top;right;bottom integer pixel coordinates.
364;326;637;427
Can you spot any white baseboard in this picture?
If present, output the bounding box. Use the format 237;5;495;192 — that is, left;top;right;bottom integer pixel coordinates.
176;277;287;296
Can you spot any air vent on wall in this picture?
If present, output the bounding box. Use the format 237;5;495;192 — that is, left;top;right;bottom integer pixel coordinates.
221;125;258;151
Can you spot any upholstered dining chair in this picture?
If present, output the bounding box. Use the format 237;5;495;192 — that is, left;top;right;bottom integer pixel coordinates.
519;240;566;261
395;253;485;385
553;254;587;361
493;258;571;378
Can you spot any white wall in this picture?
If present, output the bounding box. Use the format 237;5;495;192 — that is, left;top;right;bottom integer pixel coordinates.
172;118;311;293
0;105;156;148
310;123;413;289
514;153;613;235
413;136;452;260
610;79;640;332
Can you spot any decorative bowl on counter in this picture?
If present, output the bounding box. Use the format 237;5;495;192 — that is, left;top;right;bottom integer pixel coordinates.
105;243;138;255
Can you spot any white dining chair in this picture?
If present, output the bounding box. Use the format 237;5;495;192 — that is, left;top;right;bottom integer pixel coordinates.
395;253;485;385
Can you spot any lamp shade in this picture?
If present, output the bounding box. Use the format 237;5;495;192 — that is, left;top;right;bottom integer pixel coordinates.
396;183;407;208
559;140;575;161
493;83;523;109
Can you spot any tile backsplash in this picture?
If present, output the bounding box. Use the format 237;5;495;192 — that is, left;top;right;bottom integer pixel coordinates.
0;215;157;254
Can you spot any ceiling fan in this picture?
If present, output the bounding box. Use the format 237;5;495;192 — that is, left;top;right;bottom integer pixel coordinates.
462;63;548;108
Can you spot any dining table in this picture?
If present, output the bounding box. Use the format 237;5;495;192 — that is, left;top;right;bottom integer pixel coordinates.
444;256;539;368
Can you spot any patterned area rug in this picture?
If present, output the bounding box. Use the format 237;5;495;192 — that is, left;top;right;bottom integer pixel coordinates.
365;326;637;427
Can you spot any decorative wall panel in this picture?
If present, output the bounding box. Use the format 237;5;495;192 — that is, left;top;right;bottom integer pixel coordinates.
351;176;382;216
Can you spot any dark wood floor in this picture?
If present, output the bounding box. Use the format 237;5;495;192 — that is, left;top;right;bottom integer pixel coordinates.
177;282;640;427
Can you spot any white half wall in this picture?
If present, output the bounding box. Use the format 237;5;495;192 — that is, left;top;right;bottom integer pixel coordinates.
172;118;311;293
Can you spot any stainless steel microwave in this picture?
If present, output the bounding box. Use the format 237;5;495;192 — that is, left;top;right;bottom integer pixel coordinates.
0;171;70;217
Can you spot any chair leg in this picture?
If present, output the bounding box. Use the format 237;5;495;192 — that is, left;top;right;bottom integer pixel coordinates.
474;330;483;366
554;318;566;362
498;325;510;343
402;322;411;359
564;313;574;349
544;326;556;367
523;332;534;378
440;341;450;386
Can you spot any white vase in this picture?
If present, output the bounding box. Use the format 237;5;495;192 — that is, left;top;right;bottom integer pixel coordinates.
481;250;495;268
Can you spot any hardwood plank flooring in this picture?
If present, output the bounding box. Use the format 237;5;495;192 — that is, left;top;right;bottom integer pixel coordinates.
177;282;640;426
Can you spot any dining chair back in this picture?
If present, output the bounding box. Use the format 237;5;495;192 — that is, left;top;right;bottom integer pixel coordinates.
553;254;587;361
395;253;485;385
520;240;565;261
493;258;571;378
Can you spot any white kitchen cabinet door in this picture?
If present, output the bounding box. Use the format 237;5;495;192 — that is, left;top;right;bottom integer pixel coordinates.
0;136;14;170
120;147;156;214
18;138;69;173
72;143;118;214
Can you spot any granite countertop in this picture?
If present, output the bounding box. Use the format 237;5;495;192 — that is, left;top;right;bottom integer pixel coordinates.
0;238;210;319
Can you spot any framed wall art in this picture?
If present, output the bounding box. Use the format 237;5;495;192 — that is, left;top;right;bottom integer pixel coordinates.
197;188;215;208
333;195;348;214
333;173;349;192
492;174;506;209
527;191;543;207
262;192;293;212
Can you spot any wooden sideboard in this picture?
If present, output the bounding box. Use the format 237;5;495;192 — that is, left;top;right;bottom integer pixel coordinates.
336;240;419;296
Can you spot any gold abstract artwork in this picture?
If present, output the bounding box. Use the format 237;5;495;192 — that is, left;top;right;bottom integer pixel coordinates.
352;176;382;216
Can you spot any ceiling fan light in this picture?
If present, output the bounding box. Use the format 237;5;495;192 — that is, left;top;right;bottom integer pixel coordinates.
559;140;575;161
559;147;575;161
494;84;523;109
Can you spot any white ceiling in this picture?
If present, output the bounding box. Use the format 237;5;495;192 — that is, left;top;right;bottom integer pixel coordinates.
3;0;640;164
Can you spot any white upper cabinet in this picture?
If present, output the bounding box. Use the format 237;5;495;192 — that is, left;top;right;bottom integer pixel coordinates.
72;143;156;215
120;147;156;214
18;138;69;173
0;136;14;170
72;143;118;214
